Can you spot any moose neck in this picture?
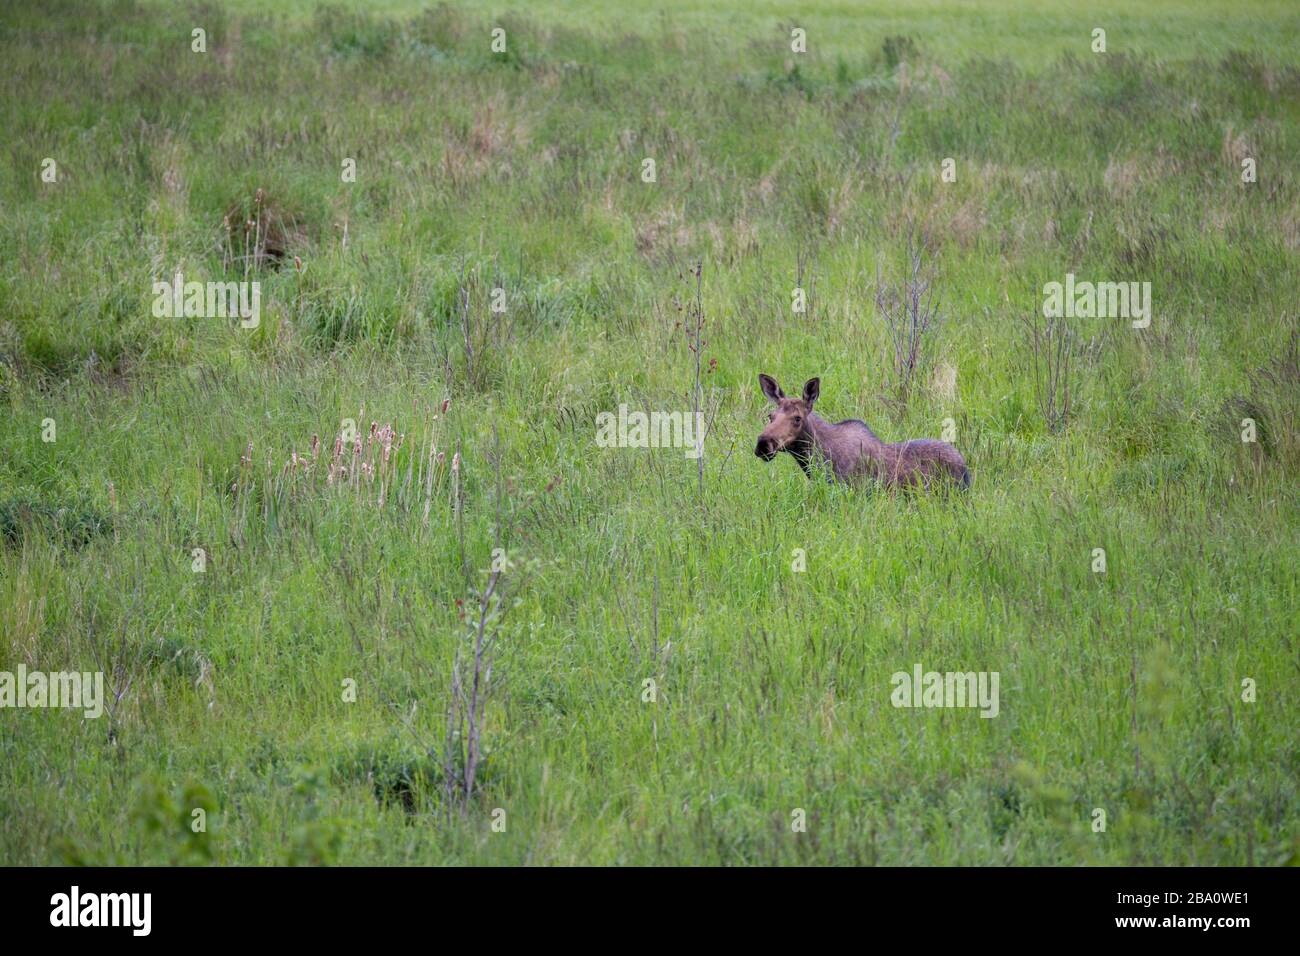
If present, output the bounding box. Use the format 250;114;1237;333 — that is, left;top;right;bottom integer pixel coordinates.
812;412;883;447
805;412;833;447
789;412;885;477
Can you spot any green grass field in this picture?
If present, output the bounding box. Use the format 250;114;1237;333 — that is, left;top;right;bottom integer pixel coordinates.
1;0;1298;865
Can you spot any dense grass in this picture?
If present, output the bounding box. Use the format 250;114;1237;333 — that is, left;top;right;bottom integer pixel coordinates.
1;0;1298;865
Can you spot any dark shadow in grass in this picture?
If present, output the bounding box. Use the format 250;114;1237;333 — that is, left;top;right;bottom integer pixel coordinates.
333;741;445;816
0;498;112;550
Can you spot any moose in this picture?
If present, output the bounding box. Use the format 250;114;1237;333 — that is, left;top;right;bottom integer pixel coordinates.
754;374;970;490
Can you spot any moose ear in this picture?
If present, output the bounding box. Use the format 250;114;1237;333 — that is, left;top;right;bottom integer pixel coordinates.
802;377;820;406
758;373;784;404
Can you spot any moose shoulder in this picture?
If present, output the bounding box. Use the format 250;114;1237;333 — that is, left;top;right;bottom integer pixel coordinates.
754;373;970;490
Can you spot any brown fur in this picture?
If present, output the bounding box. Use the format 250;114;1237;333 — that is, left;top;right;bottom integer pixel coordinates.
755;374;969;490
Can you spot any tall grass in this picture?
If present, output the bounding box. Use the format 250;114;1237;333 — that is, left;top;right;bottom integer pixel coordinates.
1;0;1298;865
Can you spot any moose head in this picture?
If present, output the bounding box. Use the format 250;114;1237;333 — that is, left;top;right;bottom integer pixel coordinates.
755;373;819;461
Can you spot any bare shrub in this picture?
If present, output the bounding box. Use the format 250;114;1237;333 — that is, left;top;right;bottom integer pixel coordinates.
431;263;517;392
442;430;545;814
794;243;818;321
673;262;721;504
874;235;940;409
1022;311;1075;433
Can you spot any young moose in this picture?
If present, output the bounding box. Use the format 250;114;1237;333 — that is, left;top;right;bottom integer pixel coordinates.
754;374;970;490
